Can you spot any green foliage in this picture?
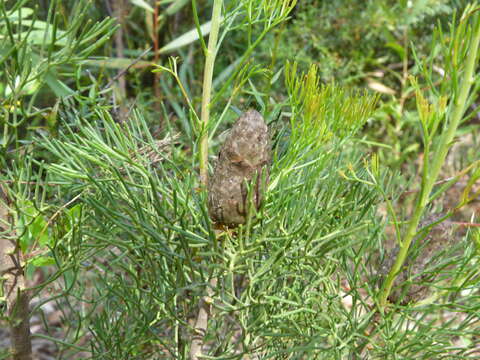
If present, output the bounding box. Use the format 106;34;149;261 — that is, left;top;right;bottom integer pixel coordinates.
271;0;454;81
378;2;480;307
0;159;58;272
262;0;475;170
39;75;380;357
0;0;116;153
1;0;480;359
285;61;378;144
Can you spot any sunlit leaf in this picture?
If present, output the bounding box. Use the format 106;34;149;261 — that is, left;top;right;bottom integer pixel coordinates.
366;78;396;95
130;0;154;13
30;256;55;267
159;19;221;54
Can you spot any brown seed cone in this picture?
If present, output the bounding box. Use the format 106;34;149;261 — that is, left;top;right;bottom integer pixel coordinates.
208;110;271;227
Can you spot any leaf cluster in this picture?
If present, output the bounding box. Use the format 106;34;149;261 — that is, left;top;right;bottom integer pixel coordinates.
32;62;381;357
0;0;116;154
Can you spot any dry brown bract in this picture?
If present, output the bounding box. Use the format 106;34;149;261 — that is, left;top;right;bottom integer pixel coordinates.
208;110;271;227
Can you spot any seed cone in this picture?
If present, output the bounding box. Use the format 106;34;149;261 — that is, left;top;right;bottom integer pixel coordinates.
208;110;271;227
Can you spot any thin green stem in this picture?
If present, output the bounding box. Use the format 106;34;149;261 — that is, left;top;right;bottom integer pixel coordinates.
379;11;480;308
199;0;222;187
191;3;223;359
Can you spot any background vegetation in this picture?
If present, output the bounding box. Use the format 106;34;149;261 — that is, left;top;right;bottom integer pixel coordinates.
1;0;479;359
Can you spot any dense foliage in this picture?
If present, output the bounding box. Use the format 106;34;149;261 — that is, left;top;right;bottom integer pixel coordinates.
1;1;479;359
